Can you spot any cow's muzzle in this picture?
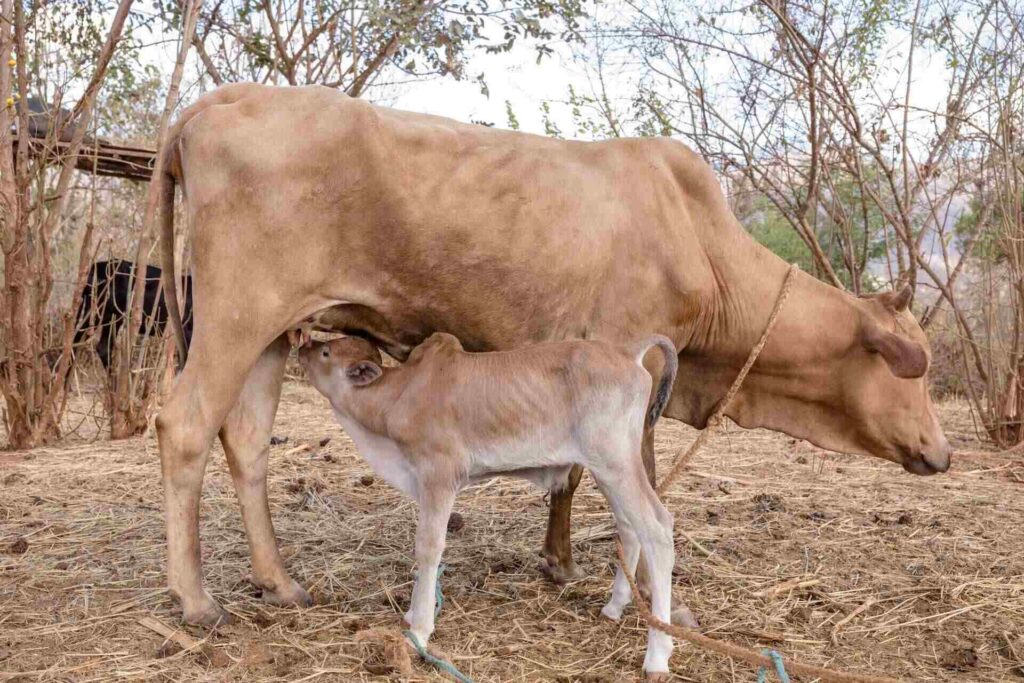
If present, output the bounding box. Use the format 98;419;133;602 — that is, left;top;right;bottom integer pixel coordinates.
901;439;952;476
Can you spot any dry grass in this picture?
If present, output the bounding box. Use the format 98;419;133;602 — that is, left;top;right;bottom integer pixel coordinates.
1;384;1023;682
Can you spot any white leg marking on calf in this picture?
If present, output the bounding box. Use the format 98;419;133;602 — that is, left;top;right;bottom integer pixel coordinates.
602;522;639;621
405;488;456;645
638;505;674;674
592;461;676;675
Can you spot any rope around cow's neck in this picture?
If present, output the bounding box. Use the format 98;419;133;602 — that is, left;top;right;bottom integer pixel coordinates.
655;263;799;497
622;263;900;683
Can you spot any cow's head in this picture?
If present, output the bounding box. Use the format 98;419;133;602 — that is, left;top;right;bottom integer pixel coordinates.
676;283;952;475
835;285;952;474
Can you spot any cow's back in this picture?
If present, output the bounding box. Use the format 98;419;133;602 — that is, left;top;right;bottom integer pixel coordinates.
173;85;725;351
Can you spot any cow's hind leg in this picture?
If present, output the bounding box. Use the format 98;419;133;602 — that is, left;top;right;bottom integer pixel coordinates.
634;427;656;593
541;464;584;583
158;315;279;626
219;335;311;608
96;328;113;370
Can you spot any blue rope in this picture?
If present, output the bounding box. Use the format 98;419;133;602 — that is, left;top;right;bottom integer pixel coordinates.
433;563;446;619
404;630;474;683
756;649;792;683
404;563;475;683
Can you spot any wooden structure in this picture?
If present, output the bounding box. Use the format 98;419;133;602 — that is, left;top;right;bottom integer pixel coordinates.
12;132;156;182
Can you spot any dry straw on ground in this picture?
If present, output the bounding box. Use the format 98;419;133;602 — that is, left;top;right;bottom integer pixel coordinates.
1;383;1023;681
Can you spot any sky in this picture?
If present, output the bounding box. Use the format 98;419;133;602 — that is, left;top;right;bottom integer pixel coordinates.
390;47;582;133
127;2;955;143
384;10;954;141
131;7;592;137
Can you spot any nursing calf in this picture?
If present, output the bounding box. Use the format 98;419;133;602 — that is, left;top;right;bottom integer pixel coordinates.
299;333;679;679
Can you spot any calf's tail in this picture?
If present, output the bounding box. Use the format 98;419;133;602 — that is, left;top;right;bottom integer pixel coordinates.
631;335;679;430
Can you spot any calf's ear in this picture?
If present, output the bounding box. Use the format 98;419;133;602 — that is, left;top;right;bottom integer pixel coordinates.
346;360;383;386
861;321;928;379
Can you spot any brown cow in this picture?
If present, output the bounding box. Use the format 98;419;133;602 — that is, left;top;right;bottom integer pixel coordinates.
299;333;679;678
156;83;951;626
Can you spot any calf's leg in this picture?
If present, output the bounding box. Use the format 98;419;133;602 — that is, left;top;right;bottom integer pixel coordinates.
592;461;675;678
601;521;640;620
219;335;311;608
405;486;457;645
542;425;658;584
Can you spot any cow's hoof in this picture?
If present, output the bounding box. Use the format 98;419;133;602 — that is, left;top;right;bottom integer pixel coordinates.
539;557;585;584
261;580;312;608
670;605;699;629
644;672;670;682
183;601;231;627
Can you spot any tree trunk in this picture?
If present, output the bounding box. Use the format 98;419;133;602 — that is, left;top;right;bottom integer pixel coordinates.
109;0;201;439
0;0;134;448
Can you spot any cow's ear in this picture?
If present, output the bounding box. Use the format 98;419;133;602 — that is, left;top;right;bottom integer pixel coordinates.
346;360;382;386
861;321;928;379
877;284;913;312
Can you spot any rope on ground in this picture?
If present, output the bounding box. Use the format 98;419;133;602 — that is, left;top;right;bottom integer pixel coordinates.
404;563;475;683
404;631;475;683
621;264;899;683
655;263;799;497
757;649;792;683
614;540;897;683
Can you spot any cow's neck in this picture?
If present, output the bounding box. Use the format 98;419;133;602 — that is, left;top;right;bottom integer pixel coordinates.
675;229;862;443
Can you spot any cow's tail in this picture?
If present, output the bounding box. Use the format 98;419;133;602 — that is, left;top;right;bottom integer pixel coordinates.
159;138;188;369
630;334;678;430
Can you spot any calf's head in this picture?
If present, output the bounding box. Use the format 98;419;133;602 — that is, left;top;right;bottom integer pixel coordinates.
298;337;384;408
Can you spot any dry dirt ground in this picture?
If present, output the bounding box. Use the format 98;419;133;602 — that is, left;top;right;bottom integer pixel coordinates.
1;384;1023;682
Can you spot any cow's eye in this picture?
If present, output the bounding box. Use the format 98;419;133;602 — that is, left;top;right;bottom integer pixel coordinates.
321;348;329;358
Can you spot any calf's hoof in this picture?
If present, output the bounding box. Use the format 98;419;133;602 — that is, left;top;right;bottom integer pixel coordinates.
600;603;625;621
644;672;670;682
539;557;585;584
402;613;434;645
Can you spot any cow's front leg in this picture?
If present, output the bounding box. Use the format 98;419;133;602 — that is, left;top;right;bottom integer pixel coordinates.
540;464;584;583
405;486;456;645
220;335;311;608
